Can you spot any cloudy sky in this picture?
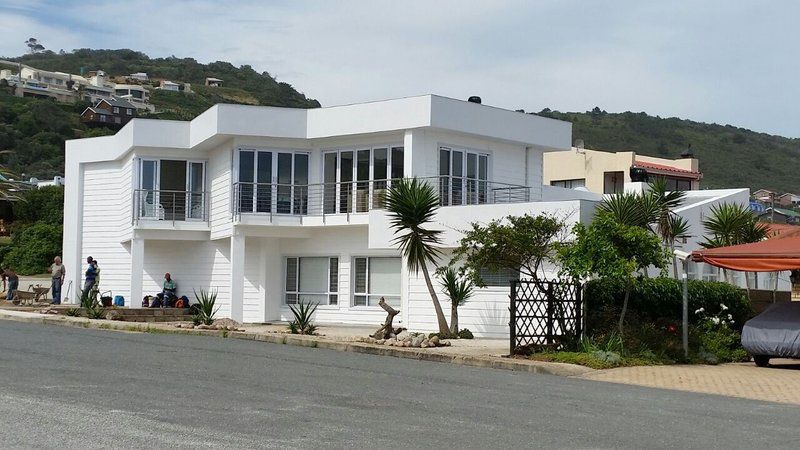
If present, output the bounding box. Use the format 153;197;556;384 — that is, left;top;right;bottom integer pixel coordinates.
1;0;798;137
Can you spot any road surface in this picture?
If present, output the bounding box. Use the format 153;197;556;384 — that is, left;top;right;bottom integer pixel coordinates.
0;321;797;449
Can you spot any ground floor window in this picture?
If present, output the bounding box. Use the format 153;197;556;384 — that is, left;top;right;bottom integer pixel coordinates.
353;257;401;307
285;257;339;305
478;266;519;287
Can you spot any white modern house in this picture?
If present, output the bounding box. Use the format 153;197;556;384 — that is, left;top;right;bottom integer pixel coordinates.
63;94;783;338
63;95;603;337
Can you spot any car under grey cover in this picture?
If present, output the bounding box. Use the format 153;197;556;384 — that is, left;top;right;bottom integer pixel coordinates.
741;301;800;357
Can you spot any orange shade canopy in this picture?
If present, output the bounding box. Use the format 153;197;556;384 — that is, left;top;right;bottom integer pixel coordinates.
691;236;800;272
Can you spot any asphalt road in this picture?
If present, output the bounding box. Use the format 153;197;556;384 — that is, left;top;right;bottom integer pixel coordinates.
1;322;798;449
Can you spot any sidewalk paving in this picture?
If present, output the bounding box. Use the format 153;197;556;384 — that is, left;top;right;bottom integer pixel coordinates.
579;360;800;405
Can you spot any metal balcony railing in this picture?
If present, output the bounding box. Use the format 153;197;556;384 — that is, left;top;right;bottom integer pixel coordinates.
232;176;531;217
134;189;209;224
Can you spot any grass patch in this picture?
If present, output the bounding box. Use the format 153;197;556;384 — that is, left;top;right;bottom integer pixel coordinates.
529;351;666;370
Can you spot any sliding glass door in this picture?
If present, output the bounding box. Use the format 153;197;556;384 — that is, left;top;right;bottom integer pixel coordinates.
236;150;309;214
138;159;205;221
439;146;488;206
323;146;403;214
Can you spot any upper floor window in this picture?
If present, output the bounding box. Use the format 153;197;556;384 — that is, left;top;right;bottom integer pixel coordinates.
127;108;133;116
236;149;309;214
551;178;585;189
439;146;489;206
138;159;206;221
113;107;119;114
323;146;403;214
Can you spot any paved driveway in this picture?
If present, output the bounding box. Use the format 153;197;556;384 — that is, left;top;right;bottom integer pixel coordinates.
580;359;800;405
2;321;800;449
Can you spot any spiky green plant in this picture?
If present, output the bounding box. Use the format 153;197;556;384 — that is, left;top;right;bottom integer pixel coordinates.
65;307;81;317
85;303;105;319
701;203;768;284
439;267;474;334
193;288;219;325
288;299;318;335
384;177;449;334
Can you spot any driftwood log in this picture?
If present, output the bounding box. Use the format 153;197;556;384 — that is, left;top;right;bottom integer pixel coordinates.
372;297;401;339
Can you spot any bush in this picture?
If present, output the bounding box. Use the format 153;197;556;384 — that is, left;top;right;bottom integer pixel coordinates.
691;320;749;364
457;328;474;339
586;277;752;333
3;223;62;274
12;186;64;226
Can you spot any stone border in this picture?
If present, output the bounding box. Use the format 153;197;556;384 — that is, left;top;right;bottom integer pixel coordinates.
0;311;595;377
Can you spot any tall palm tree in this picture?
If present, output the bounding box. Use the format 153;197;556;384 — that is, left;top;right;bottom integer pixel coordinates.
439;267;474;334
384;178;449;334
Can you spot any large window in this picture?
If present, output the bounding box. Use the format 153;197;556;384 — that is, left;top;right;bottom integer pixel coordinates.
285;257;339;305
236;149;309;214
138;159;205;221
323;146;404;214
663;177;693;192
353;257;401;307
439;146;488;206
550;179;586;189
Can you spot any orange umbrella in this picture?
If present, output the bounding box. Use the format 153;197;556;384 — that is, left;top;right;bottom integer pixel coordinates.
691;236;800;272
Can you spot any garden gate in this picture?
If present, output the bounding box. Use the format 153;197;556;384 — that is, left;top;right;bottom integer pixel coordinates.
509;280;583;354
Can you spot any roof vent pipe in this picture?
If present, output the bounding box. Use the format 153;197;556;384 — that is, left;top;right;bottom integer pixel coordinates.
467;96;481;104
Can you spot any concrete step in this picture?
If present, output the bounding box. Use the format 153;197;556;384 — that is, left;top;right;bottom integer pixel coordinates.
118;315;193;323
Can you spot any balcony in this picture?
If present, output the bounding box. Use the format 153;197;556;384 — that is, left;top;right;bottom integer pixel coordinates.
232;176;532;219
133;189;209;226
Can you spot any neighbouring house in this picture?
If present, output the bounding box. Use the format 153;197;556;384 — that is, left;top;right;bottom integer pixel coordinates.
158;80;191;92
543;145;702;194
62;95;760;337
758;207;800;225
114;84;150;106
205;77;223;87
80;98;137;128
777;192;800;207
752;189;775;201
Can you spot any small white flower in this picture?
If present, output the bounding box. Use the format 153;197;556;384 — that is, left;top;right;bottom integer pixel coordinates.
711;317;721;325
727;314;733;320
695;308;705;314
720;303;728;311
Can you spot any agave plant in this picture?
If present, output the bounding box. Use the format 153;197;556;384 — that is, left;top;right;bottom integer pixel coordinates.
288;299;318;335
85;303;105;319
65;307;81;317
194;288;219;326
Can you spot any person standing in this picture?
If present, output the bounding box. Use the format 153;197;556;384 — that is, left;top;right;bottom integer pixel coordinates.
3;267;19;302
81;256;97;301
49;256;66;305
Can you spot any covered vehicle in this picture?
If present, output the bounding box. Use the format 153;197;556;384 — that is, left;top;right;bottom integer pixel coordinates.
741;302;800;367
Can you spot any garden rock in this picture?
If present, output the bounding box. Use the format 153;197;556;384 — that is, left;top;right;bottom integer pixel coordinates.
397;330;410;341
429;336;440;346
212;318;240;329
105;310;122;321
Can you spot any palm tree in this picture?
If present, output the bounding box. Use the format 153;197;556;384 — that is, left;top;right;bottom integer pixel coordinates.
439;267;474;334
663;214;691;279
701;203;769;284
384;178;450;334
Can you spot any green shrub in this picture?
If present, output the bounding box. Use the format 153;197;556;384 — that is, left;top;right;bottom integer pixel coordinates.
194;289;219;325
691;320;749;364
288;300;318;335
3;223;62;274
586;277;752;333
65;308;81;317
457;328;474;339
12;186;64;226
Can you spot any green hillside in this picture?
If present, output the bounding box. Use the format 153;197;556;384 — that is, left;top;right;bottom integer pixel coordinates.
5;48;319;118
536;108;800;193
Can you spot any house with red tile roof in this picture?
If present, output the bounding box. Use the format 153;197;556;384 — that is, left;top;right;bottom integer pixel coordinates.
543;145;701;194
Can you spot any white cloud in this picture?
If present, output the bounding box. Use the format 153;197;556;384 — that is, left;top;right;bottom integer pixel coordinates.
1;0;799;137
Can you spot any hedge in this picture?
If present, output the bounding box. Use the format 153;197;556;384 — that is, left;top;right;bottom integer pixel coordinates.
585;277;752;332
3;223;62;275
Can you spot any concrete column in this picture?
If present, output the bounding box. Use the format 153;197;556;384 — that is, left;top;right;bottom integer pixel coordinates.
403;129;429;179
230;231;245;323
130;237;144;308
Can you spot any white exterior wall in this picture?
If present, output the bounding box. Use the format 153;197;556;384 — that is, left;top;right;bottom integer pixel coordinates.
78;159;133;301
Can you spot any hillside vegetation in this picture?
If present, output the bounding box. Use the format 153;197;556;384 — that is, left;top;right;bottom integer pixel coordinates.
537;108;800;192
6;48;319;118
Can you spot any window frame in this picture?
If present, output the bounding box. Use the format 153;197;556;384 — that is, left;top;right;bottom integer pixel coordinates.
322;144;404;213
284;256;340;306
234;148;311;214
438;145;491;206
352;256;402;307
550;178;586;189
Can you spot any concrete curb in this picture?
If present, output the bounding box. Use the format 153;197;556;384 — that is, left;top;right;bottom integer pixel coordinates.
0;310;595;377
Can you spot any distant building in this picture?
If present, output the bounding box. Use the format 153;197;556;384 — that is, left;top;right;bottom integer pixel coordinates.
114;84;150;106
759;207;800;225
128;72;149;82
80;98;137;128
205;77;223;87
543;146;701;194
777;193;800;207
752;189;775;201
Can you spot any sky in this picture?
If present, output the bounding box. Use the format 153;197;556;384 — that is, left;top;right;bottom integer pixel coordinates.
1;0;799;137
